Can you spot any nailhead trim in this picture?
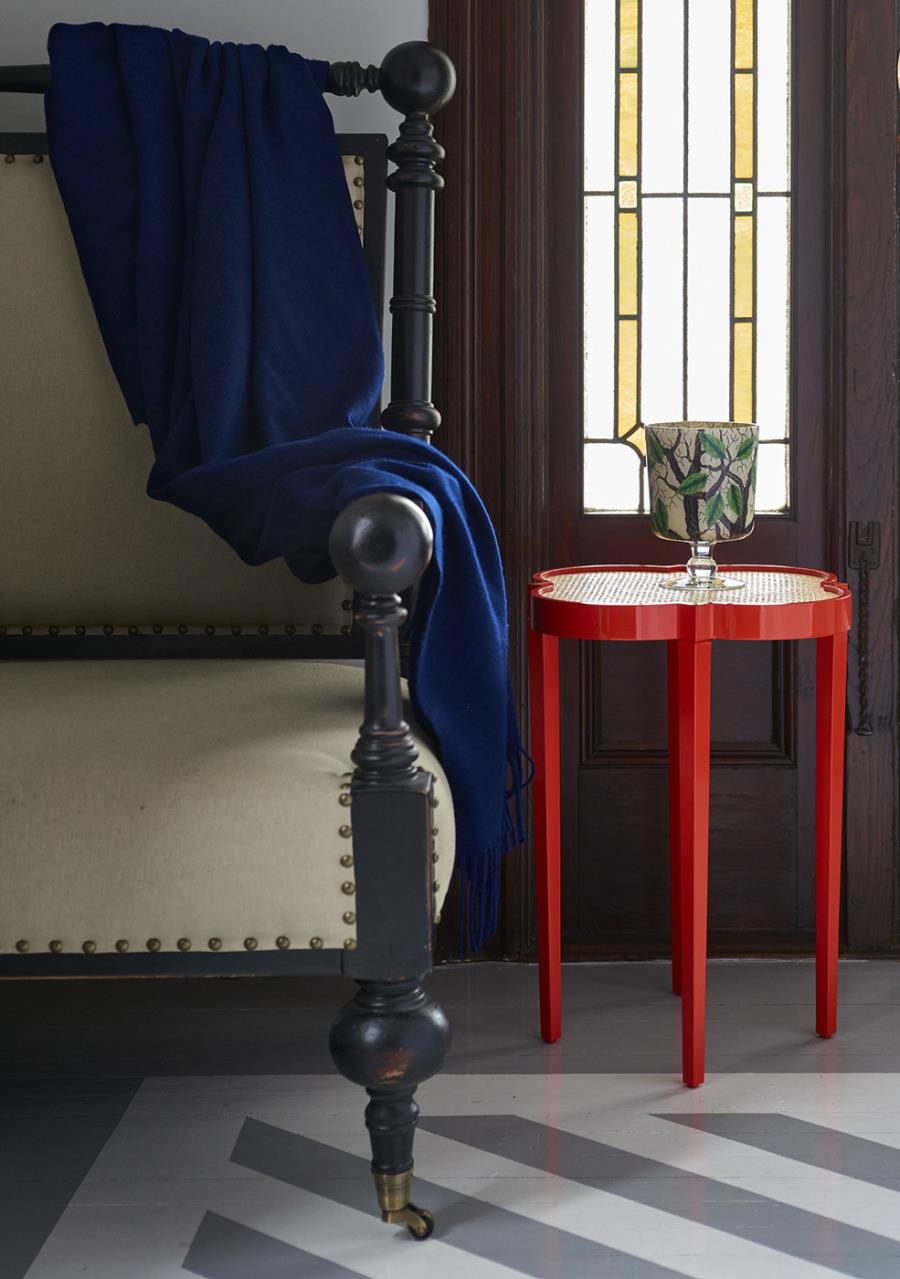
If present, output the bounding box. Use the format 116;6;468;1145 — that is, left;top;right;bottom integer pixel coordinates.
344;938;357;950
276;935;290;950
339;825;352;839
49;939;63;953
340;852;354;868
146;938;161;952
208;937;222;951
244;937;258;951
177;938;192;952
343;911;356;925
15;939;29;953
309;936;324;949
341;881;356;896
115;939;129;953
82;940;96;954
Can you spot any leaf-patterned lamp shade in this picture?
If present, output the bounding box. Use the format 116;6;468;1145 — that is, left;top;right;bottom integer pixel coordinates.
646;422;759;545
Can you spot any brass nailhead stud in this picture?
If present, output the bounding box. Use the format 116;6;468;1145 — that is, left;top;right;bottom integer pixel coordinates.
285;624;296;635
340;624;352;637
82;940;96;954
49;626;60;637
342;911;356;925
341;881;355;896
146;938;161;952
339;825;352;839
258;624;269;635
177;624;188;635
309;936;324;950
231;625;242;636
353;199;364;209
205;625;216;636
339;792;352;807
0;626;6;635
276;935;290;950
311;623;324;636
75;625;86;636
128;625;139;636
103;625;114;636
49;940;63;953
208;937;222;951
243;937;258;951
341;599;353;611
432;852;439;863
152;624;164;635
4;155;14;164
430;796;439;808
22;625;32;636
433;883;441;895
344;938;357;950
355;154;364;165
15;939;29;953
432;828;439;837
353;174;364;186
176;937;192;952
340;853;354;868
115;939;129;953
33;153;45;164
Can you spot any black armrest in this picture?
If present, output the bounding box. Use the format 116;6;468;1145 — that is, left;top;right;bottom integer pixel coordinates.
329;493;432;785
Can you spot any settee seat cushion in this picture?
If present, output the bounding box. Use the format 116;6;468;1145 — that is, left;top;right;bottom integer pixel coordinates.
0;660;454;955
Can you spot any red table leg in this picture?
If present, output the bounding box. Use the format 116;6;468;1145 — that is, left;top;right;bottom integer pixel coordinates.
816;631;848;1039
528;624;561;1043
674;639;712;1088
667;640;683;997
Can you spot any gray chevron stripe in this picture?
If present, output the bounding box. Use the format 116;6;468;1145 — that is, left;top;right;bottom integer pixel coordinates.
183;1211;364;1278
229;1117;693;1279
660;1113;900;1190
420;1114;900;1278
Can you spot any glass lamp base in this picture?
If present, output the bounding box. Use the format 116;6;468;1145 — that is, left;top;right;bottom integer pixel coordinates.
659;541;745;592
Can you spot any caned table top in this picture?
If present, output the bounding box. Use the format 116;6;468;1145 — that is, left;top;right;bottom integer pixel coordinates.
529;565;852;642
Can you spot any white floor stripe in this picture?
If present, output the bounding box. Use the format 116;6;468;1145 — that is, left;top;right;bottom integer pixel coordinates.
26;1072;900;1279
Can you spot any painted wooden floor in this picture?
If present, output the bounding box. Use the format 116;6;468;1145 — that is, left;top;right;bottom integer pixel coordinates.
4;959;900;1278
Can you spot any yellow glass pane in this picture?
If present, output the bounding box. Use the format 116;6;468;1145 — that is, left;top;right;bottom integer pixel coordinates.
734;74;754;179
617;318;638;437
734;0;754;69
733;323;754;421
619;0;639;66
618;72;638;176
734;215;754;318
618;211;639;314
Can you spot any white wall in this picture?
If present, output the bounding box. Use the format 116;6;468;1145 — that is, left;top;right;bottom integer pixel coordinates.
1;0;427;133
1;1;429;389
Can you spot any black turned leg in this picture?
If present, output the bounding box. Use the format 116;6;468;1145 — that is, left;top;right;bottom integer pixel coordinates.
329;977;450;1238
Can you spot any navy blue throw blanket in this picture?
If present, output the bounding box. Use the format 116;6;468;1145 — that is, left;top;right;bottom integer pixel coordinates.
46;21;526;951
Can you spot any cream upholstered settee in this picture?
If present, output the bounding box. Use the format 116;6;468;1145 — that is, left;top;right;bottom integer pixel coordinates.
0;41;458;1241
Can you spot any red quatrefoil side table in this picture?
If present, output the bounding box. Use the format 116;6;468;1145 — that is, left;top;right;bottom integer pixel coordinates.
527;565;852;1088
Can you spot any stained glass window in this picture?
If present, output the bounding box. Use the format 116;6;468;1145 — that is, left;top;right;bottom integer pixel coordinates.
583;0;791;514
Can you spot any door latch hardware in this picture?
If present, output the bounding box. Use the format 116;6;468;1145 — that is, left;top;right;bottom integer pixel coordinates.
847;521;880;735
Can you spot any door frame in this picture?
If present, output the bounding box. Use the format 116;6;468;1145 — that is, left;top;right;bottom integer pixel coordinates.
429;0;898;956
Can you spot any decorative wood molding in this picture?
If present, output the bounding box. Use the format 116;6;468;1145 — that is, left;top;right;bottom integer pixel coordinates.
430;0;554;957
829;0;899;949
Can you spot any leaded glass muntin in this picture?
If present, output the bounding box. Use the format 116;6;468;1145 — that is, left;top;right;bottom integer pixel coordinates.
646;420;759;591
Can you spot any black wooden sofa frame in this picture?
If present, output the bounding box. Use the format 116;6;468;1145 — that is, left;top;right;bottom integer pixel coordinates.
0;41;457;1240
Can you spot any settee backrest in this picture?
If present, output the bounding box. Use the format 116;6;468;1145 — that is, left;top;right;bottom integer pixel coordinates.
0;137;385;638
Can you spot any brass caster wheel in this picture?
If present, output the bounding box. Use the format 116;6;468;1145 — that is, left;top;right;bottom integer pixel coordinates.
405;1205;434;1240
381;1204;434;1239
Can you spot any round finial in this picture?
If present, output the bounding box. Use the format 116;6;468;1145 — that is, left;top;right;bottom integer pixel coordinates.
329;494;433;596
379;41;456;116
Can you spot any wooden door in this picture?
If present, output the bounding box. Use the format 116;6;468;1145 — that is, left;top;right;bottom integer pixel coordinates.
430;0;898;958
547;0;828;956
